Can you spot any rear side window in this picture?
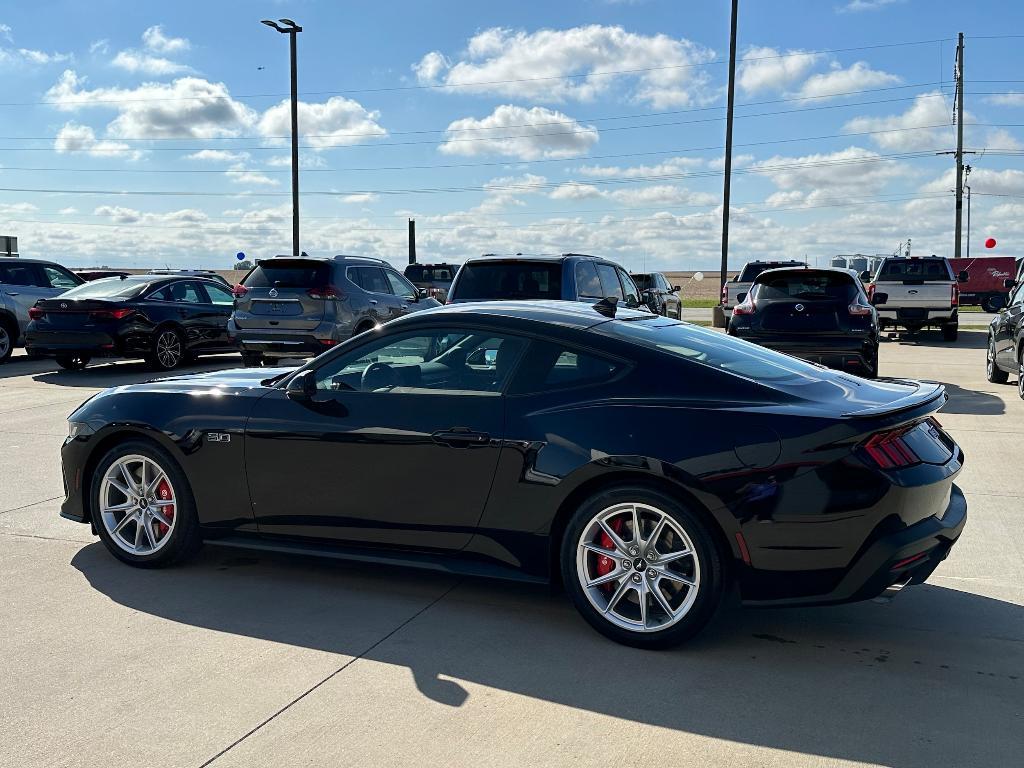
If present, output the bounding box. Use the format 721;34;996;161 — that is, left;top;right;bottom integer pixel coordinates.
244;260;330;288
40;265;82;289
511;340;622;394
0;263;36;286
595;264;624;300
876;259;952;282
631;273;652;291
755;271;856;301
575;261;604;299
60;279;150;299
738;262;805;282
348;266;391;294
406;265;456;282
453;262;562;300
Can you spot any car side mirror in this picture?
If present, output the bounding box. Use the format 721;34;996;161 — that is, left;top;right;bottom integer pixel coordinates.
672;285;681;292
870;292;888;306
860;271;871;282
736;292;747;303
285;369;316;401
1004;278;1016;290
416;288;428;300
958;270;969;283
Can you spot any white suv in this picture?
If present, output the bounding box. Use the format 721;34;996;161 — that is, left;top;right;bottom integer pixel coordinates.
0;258;83;362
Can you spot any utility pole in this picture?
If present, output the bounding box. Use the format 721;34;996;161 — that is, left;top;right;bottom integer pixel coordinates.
954;32;965;259
408;219;417;265
261;18;303;258
719;0;739;301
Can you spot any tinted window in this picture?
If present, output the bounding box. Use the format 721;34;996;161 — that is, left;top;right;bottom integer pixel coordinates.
575;261;604;299
349;266;391;294
454;262;562;301
876;259;952;282
0;263;37;286
167;281;203;304
756;271;856;301
41;265;82;289
595;264;624;301
631;273;653;291
405;265;456;282
244;260;330;288
312;329;525;394
204;283;235;306
384;269;416;299
59;278;151;299
617;268;640;306
738;262;805;282
511;340;622;394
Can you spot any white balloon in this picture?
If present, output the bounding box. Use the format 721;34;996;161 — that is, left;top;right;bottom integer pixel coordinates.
692;271;705;282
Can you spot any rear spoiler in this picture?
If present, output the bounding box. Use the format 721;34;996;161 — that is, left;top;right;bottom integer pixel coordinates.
841;381;946;419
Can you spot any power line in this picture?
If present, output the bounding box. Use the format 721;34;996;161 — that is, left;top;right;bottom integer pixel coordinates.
0;37;954;108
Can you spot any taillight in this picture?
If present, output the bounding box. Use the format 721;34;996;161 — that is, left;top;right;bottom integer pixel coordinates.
28;307;45;320
232;283;248;298
89;308;135;321
308;285;344;300
951;284;959;307
862;426;921;469
866;283;875;300
721;283;729;305
732;297;755;316
848;302;872;316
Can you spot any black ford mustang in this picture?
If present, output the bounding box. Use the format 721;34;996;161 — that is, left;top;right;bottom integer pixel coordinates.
58;301;966;648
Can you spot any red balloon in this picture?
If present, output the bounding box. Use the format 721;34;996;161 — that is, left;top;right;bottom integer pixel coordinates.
985;237;997;249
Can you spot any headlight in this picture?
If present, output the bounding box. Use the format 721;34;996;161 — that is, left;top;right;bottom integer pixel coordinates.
67;421;95;439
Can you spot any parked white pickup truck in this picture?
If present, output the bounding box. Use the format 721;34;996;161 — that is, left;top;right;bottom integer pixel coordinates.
722;260;805;324
863;256;968;341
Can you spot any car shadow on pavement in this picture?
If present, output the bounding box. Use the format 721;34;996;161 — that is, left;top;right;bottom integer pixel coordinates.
71;542;1023;767
935;381;1007;416
28;356;245;388
890;328;989;350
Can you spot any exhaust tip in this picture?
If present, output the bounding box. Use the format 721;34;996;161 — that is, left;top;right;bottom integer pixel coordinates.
873;576;914;604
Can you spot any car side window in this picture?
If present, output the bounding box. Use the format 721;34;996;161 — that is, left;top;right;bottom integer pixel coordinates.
595;264;624;301
168;281;203;304
575;261;604;299
384;269;417;300
204;283;235;306
616;268;640;306
312;329;526;394
0;264;36;286
510;340;623;394
40;265;80;289
349;266;391;294
1011;283;1024;307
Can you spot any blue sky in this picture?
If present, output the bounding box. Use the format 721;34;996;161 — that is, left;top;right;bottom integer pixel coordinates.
1;0;1023;271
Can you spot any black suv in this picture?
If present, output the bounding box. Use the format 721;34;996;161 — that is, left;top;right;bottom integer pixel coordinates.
631;272;682;319
447;254;647;310
404;263;460;303
228;255;441;365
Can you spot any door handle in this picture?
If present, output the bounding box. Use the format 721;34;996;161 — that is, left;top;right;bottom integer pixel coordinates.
5;291;18;296
431;428;490;448
369;300;378;305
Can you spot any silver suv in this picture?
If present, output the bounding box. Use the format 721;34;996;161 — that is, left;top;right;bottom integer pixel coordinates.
0;258;83;363
228;254;441;365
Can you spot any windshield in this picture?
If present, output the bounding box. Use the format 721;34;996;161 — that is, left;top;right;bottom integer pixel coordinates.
57;278;150;299
738;262;805;282
406;265;457;282
755;271;856;301
876;258;952;282
454;261;562;300
244;260;330;288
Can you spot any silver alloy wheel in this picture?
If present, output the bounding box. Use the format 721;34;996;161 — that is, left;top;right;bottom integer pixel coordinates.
576;502;701;633
156;330;182;369
99;454;177;555
0;326;9;358
987;337;996;377
1019;358;1024;399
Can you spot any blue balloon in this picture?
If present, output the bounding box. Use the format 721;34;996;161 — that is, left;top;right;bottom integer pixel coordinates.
236;252;246;261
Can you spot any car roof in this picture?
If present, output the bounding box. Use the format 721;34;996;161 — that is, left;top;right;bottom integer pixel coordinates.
0;257;67;267
464;253;614;264
393;299;653;331
753;265;857;281
261;254;389;264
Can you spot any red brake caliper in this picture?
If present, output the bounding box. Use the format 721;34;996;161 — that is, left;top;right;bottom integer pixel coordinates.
155;479;174;537
595;516;624;591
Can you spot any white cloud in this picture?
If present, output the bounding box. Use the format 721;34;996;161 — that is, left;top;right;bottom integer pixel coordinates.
89;39;109;55
58;206;78;215
738;46;822;95
798;61;900;99
185;149;251;163
0;24;12;44
112;50;191;76
46;70;259;139
477;173;550;211
266;154;327;169
439;104;598;160
548;181;715;207
414;25;716;108
258;96;386;149
842;91;953;150
54;122;142;159
94;205;142;224
984;128;1023;151
17;48;72;64
0;202;38;214
340;193;380;204
921;167;1024;197
142;25;190;54
987;91;1024;107
225;164;279;186
838;0;903;12
577;156;704;178
549;182;604;200
707;153;755;170
752;146;906;207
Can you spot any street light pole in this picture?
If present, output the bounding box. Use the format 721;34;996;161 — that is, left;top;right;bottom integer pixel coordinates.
262;18;303;259
720;0;739;304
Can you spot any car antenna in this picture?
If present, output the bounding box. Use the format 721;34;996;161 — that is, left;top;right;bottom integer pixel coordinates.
593;296;618;318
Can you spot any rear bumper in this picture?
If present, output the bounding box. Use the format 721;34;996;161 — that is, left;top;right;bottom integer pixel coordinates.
227;321;344;357
877;308;957;327
743;484;967;607
25;328;128;357
730;332;876;372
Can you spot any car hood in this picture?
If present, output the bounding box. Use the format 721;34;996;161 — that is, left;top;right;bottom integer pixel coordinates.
85;366;298;402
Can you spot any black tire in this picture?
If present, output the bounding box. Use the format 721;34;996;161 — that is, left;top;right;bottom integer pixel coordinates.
241;351;265;367
560;485;725;649
942;323;959;342
981;293;1006;313
90;439;203;568
0;318;14;363
352;322;375;338
987;335;1009;384
676;305;683;321
863;346;880;379
1018;350;1024;401
147;327;185;371
56;354;91;370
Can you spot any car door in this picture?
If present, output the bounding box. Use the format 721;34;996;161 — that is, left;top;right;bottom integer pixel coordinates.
164;280;209;352
244;326;527;550
659;274;681;316
995;283;1024;366
383;268;420;318
348;266;396;324
0;262;46;335
193;282;236;351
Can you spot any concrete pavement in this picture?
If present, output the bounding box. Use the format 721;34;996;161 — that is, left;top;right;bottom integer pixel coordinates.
0;335;1021;768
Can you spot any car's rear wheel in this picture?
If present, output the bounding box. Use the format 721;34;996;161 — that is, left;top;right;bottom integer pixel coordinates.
91;440;202;567
987;335;1009;384
561;486;724;649
56;354;91;370
863;346;880;378
676;305;683;320
0;320;14;363
241;351;265;367
148;328;184;371
1018;350;1024;401
981;293;1005;313
942;323;959;342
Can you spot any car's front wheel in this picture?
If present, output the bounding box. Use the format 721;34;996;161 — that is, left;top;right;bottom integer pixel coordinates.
561;486;724;649
90;440;202;567
148;328;184;371
56;354;91;370
0;319;13;363
987;335;1009;384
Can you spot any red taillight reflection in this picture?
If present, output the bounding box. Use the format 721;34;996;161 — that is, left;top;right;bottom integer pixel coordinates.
90;308;135;321
28;307;45;320
862;426;921;469
308;285;344;300
732;299;755;316
232;283;248;298
951;284;959;307
848;302;872;316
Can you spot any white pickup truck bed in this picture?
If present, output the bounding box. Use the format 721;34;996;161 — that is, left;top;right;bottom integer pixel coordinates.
867;257;960;340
